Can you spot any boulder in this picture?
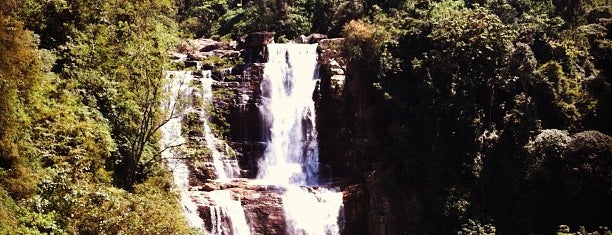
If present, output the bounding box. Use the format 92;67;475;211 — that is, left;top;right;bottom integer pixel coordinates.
200;41;230;52
240;32;276;48
294;35;309;44
235;185;286;235
307;33;328;43
202;183;220;192
211;49;241;58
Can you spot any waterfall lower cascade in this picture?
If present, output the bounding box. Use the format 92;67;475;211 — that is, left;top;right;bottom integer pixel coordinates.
258;43;344;235
162;70;249;234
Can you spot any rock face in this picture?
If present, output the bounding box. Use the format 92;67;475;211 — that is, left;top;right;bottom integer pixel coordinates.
239;185;287;234
241;32;276;64
188;180;287;235
240;32;276;48
170;35;272;178
314;37;425;234
315;38;355;178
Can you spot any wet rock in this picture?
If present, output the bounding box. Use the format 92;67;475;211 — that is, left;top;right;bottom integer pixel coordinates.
202;183;220;192
169;52;187;61
235;185;287;235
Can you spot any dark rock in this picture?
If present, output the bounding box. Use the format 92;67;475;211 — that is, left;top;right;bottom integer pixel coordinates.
202;183;220;191
211;49;241;58
240;32;276;48
308;33;328;43
184;60;200;68
200;40;230;52
343;184;369;235
295;35;308;43
169;52;187;60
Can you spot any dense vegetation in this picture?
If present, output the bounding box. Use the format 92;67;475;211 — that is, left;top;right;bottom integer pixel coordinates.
336;0;611;234
0;0;195;233
1;0;610;234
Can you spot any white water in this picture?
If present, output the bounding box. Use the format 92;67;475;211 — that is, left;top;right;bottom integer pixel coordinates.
162;71;249;234
206;190;252;235
200;71;242;180
258;43;320;186
283;186;345;235
162;71;205;230
258;43;344;235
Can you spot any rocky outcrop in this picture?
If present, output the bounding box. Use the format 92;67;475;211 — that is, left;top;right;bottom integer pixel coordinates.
239;185;286;234
315;38;360;179
240;32;276;48
314;37;426;234
190;180;287;235
295;33;329;44
241;32;275;64
169;35;272;178
174;38;240;64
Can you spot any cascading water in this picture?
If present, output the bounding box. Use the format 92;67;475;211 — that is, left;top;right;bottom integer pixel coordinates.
161;71;205;230
200;71;242;180
162;70;249;234
258;43;344;235
257;43;320;185
205;190;251;235
164;41;343;235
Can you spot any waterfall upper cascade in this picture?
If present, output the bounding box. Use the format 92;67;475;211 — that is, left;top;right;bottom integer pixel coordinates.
258;43;344;235
257;43;320;185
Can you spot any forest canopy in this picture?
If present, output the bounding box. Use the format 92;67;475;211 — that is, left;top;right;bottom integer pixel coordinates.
0;0;610;233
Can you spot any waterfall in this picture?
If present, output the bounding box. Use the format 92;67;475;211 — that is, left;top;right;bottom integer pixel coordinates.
162;71;249;234
205;191;251;235
164;42;344;235
161;71;205;230
258;43;344;235
200;71;242;180
258;43;320;186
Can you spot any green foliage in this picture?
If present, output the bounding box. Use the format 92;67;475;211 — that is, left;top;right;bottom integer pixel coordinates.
1;1;195;233
61;0;180;189
524;129;571;178
178;0;230;38
458;219;496;235
333;0;612;233
0;14;43;200
208;88;234;138
342;19;389;64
